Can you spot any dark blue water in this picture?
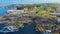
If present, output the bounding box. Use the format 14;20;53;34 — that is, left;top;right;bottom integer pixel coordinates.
0;8;43;34
0;24;43;34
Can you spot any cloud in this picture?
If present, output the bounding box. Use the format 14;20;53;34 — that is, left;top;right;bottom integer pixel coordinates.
35;0;60;3
19;0;60;4
43;0;60;3
23;0;60;3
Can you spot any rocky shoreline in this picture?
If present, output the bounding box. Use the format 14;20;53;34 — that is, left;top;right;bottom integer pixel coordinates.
0;13;58;33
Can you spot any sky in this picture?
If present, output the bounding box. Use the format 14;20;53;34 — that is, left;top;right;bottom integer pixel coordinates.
0;0;60;6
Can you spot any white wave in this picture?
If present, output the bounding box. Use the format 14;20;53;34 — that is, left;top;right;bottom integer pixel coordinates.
0;26;18;33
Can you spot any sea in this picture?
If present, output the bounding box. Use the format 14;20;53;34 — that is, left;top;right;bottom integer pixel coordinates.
0;8;43;34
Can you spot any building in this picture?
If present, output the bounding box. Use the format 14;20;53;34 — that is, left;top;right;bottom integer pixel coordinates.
7;10;25;14
56;7;60;13
44;30;52;34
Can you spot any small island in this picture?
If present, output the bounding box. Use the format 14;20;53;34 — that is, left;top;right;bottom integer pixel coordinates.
0;4;59;34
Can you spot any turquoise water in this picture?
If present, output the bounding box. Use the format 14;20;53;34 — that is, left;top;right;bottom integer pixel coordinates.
0;8;7;16
0;8;43;34
0;7;14;16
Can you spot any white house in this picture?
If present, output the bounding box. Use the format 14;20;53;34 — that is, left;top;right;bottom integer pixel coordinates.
7;10;25;14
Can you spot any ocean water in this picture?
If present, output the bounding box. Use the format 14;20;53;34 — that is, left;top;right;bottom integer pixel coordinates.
0;8;7;16
58;17;60;23
0;8;43;34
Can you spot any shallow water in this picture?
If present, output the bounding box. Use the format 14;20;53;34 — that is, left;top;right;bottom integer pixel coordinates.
58;17;60;23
